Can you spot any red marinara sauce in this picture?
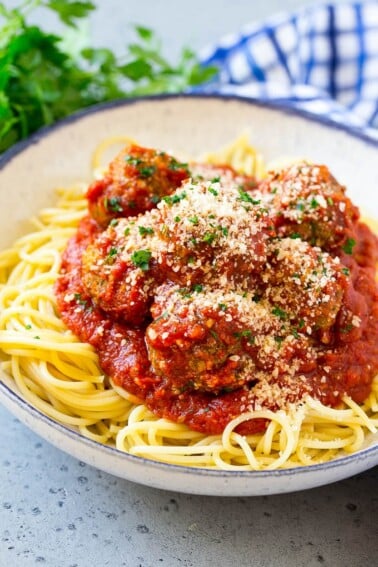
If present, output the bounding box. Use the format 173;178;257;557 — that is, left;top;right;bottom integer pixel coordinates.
55;147;378;435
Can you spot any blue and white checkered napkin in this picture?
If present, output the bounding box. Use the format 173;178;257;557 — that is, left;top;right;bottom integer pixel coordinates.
199;1;378;140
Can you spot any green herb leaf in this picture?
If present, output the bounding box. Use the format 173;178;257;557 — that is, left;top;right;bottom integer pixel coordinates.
130;249;152;271
208;186;218;196
104;197;123;213
342;238;356;255
107;247;118;260
202;232;216;245
272;306;288;320
237;188;260;205
139;165;156;177
138;226;154;236
47;1;95;27
162;191;187;205
0;4;218;154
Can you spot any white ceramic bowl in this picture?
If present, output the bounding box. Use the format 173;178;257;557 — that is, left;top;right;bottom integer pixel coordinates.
0;94;377;496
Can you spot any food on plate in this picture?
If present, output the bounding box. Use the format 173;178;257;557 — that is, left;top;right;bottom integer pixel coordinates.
0;137;377;470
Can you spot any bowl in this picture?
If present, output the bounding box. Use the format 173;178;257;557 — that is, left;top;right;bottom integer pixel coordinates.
0;94;377;496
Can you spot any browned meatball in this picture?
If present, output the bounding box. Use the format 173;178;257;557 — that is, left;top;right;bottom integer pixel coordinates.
146;284;281;394
154;177;274;287
81;211;160;324
263;237;347;341
259;163;359;248
86;144;190;227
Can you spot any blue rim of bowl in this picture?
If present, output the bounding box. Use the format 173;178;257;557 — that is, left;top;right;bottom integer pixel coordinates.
0;92;377;480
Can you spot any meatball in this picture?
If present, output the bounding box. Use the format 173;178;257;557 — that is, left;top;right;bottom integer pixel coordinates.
154;177;274;287
87;144;190;227
81;211;161;324
263;237;347;340
146;284;281;394
259;163;359;248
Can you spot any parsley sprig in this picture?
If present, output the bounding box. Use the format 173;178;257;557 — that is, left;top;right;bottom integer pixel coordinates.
0;1;217;153
130;249;152;271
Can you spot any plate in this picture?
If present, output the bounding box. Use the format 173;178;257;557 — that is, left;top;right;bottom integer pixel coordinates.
0;94;377;496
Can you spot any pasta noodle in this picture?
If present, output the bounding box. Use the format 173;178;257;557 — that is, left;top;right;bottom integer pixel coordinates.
0;138;377;471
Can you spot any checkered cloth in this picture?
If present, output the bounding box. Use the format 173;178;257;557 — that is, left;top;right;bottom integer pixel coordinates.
199;1;378;140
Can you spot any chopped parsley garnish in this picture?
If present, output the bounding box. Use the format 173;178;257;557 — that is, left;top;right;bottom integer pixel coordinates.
296;201;305;211
125;155;143;166
290;233;301;239
74;293;86;306
109;219;119;227
310;197;319;209
130;249;152;271
327;197;334;206
168;158;189;172
139;165;156;177
252;293;261;303
202;232;216;244
138;226;154;236
272;306;288;320
73;293;92;311
237;188;260;205
342;238;356;255
221;226;229;237
193;284;203;293
162;191;187;205
218;303;228;311
208;186;218;196
189;215;199;225
105;197;123;213
150;195;161;204
25;324;32;330
107;247;118;258
211;176;221;183
174;216;181;222
298;319;305;329
234;329;255;342
124;227;131;236
178;287;192;298
342;267;350;276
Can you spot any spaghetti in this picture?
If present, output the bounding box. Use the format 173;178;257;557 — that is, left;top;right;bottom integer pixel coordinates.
0;137;377;470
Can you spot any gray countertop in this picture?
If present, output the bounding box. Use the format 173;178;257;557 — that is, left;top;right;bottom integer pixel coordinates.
1;1;377;566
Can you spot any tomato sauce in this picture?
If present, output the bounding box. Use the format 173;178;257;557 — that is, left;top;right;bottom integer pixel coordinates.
54;151;378;435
